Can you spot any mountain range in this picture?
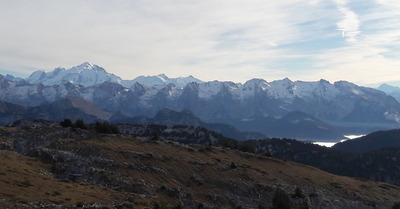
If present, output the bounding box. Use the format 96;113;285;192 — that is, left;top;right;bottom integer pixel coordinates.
378;83;400;103
2;62;400;141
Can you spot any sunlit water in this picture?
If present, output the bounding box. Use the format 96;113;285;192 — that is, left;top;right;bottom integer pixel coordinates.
312;134;366;147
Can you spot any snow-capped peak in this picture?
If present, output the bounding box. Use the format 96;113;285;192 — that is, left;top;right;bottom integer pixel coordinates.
131;74;203;88
77;62;94;69
156;74;169;82
26;62;122;87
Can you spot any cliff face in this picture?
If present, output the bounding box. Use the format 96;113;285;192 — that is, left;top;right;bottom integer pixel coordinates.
0;123;399;208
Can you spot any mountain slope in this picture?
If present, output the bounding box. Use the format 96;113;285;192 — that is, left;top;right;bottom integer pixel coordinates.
212;111;344;141
252;137;400;186
265;111;343;141
24;97;112;122
0;101;26;125
0;150;133;208
0;124;399;208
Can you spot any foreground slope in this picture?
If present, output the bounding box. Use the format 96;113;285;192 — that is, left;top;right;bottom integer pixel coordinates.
0;150;140;208
0;123;399;208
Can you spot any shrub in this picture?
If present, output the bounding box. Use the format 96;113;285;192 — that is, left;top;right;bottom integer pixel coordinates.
272;188;293;209
393;202;400;209
60;118;73;127
95;121;120;134
293;187;306;199
239;141;256;153
152;132;160;141
230;162;237;169
74;119;88;129
20;178;33;187
222;139;238;149
76;202;84;207
264;149;273;157
53;191;61;196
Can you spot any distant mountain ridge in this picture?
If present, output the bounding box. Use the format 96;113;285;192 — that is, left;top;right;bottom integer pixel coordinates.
0;97;112;125
378;83;400;102
26;62;202;88
131;74;203;87
2;62;400;141
113;108;266;140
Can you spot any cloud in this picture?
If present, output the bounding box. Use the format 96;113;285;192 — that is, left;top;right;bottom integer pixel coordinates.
298;0;400;85
334;0;361;42
0;0;399;86
0;0;329;82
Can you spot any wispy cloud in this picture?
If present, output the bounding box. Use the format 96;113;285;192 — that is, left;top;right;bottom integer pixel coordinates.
0;0;399;85
334;0;361;42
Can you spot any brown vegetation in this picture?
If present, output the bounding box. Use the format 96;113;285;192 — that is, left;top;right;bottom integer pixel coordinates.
0;125;399;208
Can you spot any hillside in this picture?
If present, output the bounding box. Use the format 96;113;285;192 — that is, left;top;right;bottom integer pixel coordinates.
252;138;400;186
333;129;400;152
0;97;113;125
0;123;399;208
218;111;344;141
114;108;266;140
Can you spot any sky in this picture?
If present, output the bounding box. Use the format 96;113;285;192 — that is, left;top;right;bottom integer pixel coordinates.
0;0;400;86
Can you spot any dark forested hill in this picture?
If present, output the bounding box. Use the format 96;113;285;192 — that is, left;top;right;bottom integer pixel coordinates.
252;138;400;186
333;129;400;152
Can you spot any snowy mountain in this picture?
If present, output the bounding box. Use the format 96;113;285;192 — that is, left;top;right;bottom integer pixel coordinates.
131;74;203;87
26;62;124;87
26;62;203;88
4;74;23;82
377;83;400;102
2;63;400;140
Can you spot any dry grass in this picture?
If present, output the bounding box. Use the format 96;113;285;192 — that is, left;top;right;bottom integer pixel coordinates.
85;135;400;203
0;126;399;208
0;150;150;208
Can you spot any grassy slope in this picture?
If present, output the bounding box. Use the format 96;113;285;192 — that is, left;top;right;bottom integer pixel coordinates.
0;126;399;208
0;150;148;208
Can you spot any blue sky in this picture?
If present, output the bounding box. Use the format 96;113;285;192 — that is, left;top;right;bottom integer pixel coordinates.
0;0;400;86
